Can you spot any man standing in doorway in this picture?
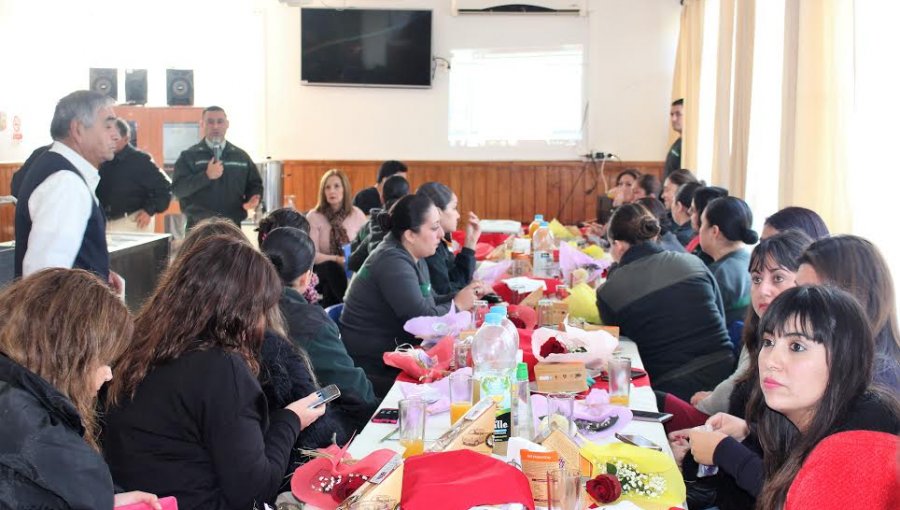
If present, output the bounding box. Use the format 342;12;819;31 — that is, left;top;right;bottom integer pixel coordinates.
172;106;262;229
97;118;172;233
663;98;683;180
14;90;119;286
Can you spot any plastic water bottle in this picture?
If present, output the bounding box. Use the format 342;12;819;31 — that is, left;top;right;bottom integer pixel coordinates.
513;362;534;441
532;221;555;278
488;305;521;346
472;312;518;455
528;214;545;238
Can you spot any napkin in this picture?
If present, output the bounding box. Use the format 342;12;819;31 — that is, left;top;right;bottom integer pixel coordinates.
501;276;547;294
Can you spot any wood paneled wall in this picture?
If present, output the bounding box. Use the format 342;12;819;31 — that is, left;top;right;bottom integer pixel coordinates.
284;160;664;225
0;159;663;242
0;163;16;242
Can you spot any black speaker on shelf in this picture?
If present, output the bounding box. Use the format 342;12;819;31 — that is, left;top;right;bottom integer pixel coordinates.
166;69;194;106
125;69;147;105
89;68;117;100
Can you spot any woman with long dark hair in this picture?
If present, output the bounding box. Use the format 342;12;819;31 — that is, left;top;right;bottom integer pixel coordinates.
307;169;367;306
688;286;900;510
349;174;410;272
341;194;480;397
797;235;900;390
597;203;734;400
762;206;829;240
417;181;484;296
104;236;326;510
0;269;160;509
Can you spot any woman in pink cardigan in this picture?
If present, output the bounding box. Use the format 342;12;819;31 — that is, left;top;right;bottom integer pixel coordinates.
307;169;367;306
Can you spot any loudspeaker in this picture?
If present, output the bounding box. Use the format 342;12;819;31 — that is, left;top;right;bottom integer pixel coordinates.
89;68;117;100
125;69;147;105
166;69;194;106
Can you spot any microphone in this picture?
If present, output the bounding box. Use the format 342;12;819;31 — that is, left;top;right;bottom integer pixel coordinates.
213;143;223;161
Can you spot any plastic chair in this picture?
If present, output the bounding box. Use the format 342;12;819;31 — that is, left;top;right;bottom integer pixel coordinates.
325;303;344;325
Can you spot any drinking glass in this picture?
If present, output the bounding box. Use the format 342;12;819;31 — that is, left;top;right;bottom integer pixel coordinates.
398;397;426;458
546;468;582;510
547;392;575;435
448;372;474;426
471;300;489;328
608;356;632;406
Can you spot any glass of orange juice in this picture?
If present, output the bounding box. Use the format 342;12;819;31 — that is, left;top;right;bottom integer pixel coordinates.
448;372;474;425
608;356;632;406
399;397;426;458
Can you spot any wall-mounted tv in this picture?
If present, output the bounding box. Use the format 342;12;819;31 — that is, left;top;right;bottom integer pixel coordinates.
301;8;433;88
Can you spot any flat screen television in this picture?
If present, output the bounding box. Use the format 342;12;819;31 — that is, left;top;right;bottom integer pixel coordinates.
301;8;433;88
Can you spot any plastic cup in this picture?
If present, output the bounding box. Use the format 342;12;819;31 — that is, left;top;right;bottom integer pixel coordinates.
546;468;582;510
399;397;426;458
448;372;474;425
608;356;632;406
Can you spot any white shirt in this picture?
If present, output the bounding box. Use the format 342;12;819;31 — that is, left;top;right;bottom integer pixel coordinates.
22;141;100;276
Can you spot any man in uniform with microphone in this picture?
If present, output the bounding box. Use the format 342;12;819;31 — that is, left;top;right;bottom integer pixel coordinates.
173;106;262;230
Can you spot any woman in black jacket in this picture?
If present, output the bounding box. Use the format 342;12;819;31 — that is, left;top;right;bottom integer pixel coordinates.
262;226;378;434
349;174;410;272
104;236;326;510
0;269;160;510
417;181;483;296
597;204;735;400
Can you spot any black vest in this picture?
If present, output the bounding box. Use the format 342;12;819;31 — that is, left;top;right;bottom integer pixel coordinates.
14;150;109;280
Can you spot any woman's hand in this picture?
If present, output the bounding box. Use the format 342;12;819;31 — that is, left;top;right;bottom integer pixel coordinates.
464;212;482;250
688;428;728;465
453;281;479;311
667;429;692;469
114;491;162;509
690;391;712;406
333;255;345;266
706;412;749;442
286;392;327;430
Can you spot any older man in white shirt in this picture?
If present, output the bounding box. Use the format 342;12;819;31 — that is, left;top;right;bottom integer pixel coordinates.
14;90;122;290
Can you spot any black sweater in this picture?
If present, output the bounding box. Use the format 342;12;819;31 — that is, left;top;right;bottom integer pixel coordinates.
424;239;476;296
0;355;114;510
103;348;301;510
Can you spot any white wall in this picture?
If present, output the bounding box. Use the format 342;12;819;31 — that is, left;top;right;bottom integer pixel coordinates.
0;0;680;163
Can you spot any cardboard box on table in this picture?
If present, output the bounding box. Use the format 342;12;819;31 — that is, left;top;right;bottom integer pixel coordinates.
534;361;588;393
428;398;498;455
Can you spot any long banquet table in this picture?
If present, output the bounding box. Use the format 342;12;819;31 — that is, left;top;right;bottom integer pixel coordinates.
346;339;679;509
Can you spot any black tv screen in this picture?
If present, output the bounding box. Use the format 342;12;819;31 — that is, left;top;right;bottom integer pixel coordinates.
301;8;433;88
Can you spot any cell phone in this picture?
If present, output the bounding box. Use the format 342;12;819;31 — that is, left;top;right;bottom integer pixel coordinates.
371;408;399;424
615;433;663;451
309;384;341;409
630;410;674;423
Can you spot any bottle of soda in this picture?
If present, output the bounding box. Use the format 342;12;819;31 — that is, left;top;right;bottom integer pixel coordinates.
528;214;544;238
532;221;555;278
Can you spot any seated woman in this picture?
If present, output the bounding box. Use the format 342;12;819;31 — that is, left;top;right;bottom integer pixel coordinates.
631;173;661;201
762;206;829;240
307;169;367;307
261;226;378;431
797;235;900;390
660;168;697;211
699;196;759;326
662;230;811;434
0;269;160;510
349;174;409;272
341;194;480;397
636;196;686;253
104;235;325;510
672;181;702;246
686;185;729;259
596;203;734;400
257;208;321;304
417;181;483;295
687;286;900;510
610;168;640;206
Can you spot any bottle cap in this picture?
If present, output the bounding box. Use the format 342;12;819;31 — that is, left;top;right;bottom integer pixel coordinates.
540;221;549;227
489;305;508;317
516;362;529;381
534;214;544;221
483;313;503;325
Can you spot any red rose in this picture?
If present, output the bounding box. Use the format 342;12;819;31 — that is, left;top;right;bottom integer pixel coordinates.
540;336;568;358
331;474;367;503
586;474;622;504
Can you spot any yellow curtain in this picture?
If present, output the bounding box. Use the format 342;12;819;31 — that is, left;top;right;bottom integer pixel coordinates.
727;0;755;198
671;0;705;172
778;0;854;232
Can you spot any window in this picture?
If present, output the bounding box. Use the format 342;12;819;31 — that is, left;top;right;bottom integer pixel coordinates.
448;46;585;148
